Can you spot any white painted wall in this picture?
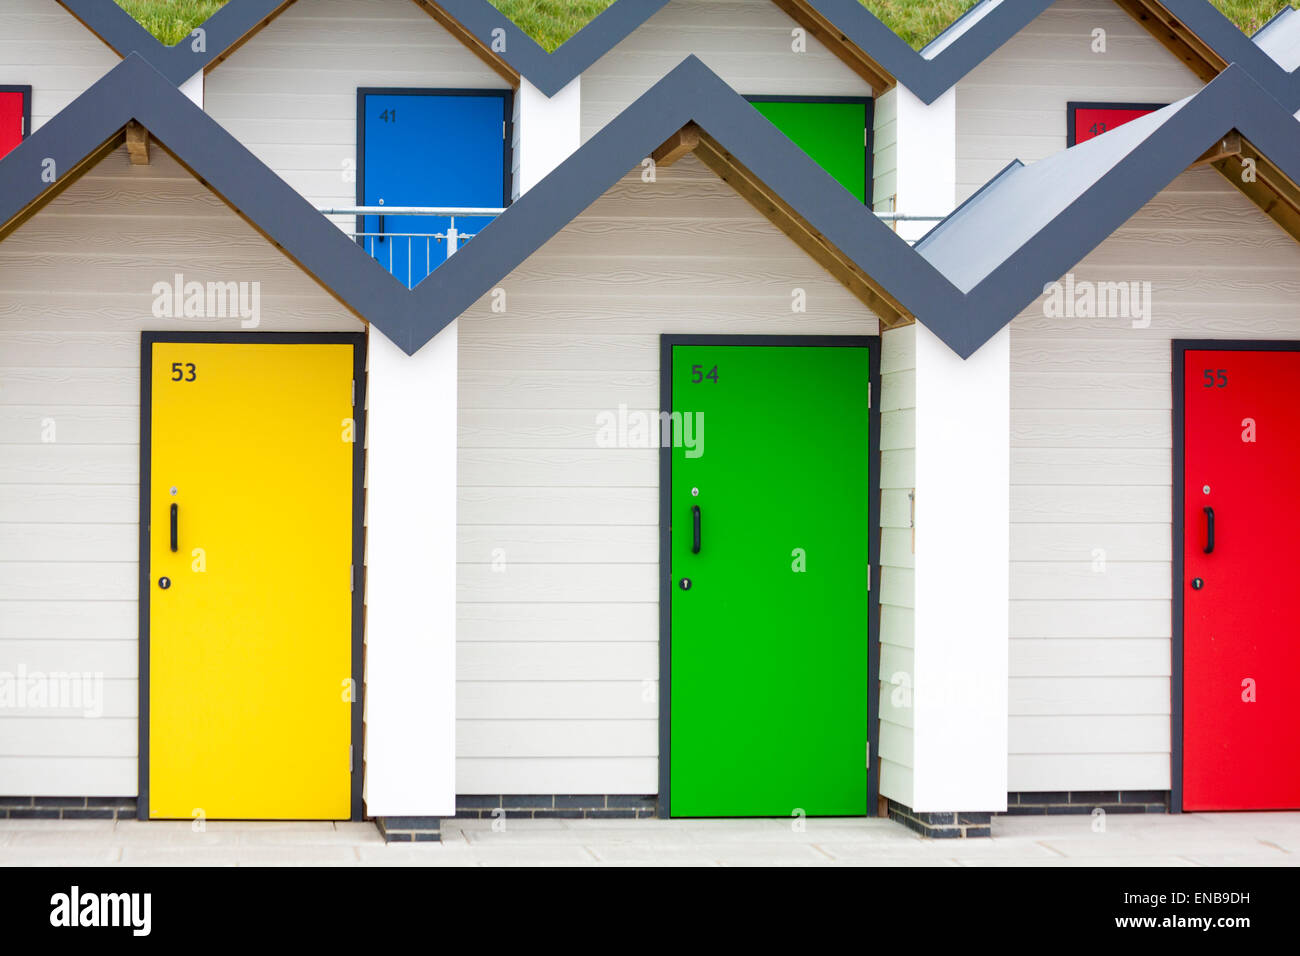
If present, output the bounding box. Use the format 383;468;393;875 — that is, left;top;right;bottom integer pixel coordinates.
1008;166;1300;792
954;0;1203;202
364;324;458;816
202;0;510;232
0;147;361;796
880;85;956;242
0;0;121;133
455;155;882;794
514;77;580;197
578;0;872;141
877;326;916;807
911;323;1010;812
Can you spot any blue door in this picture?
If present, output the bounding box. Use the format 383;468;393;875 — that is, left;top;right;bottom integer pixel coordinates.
360;90;509;287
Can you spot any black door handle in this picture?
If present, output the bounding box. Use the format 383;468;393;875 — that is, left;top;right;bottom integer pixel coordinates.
1203;506;1215;554
169;502;178;553
691;505;701;554
377;213;385;243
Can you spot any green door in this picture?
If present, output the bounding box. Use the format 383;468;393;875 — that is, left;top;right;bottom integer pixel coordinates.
750;99;869;202
667;342;872;817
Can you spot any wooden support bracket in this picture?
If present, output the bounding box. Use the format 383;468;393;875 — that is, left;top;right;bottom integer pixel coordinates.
651;123;701;167
1193;131;1241;166
125;121;150;166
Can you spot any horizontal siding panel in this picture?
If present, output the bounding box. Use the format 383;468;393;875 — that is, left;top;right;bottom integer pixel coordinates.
1011;677;1169;716
0;679;136;718
0;757;136;797
1012;485;1169;524
1011;561;1168;600
458;563;656;603
1011;447;1169;486
0;601;136;642
460;448;654;488
1010;715;1169;754
458;642;658;682
0;365;138;404
877;715;914;767
457;719;657;758
458;681;656;720
459;369;658;409
1011;523;1170;562
458;524;657;565
458;603;657;643
878;758;913;806
1012;409;1169;447
0;406;136;444
1012;600;1169;639
0;485;137;524
459;487;656;526
0;639;136;677
0;445;136;486
1008;753;1170;792
456;757;656;794
880;605;914;649
1011;639;1169;678
0;717;136;757
0;562;135;601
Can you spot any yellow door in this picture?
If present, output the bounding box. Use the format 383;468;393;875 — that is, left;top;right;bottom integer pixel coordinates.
146;337;357;820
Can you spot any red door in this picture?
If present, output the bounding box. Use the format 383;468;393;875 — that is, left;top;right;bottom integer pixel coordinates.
0;89;26;158
1182;347;1300;810
1070;104;1160;146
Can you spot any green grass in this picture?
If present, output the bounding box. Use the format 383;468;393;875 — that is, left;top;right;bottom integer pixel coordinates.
118;0;1298;55
115;0;227;46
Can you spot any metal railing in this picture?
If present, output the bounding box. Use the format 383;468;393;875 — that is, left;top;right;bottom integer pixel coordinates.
319;206;506;288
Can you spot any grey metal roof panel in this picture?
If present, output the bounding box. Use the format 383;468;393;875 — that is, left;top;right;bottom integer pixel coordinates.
1253;5;1300;73
916;99;1192;291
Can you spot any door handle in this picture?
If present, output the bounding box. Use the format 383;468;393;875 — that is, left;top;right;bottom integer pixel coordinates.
691;505;701;554
377;213;385;243
169;502;178;553
1203;506;1215;554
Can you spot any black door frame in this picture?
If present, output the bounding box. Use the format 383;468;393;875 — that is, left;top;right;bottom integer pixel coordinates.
1170;338;1300;812
137;331;367;822
657;334;882;818
1065;100;1167;146
0;85;32;152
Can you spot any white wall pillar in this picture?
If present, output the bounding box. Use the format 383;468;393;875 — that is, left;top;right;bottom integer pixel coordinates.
363;323;457;816
910;323;1010;812
514;76;580;196
881;84;956;242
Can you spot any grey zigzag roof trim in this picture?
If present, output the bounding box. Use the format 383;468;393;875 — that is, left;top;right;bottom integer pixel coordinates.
417;58;1300;358
0;54;417;337
1;55;1296;361
57;0;1300;106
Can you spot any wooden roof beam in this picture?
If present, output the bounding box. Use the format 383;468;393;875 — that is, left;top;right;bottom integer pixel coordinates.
772;0;895;96
690;129;913;328
1115;0;1228;83
651;123;700;167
